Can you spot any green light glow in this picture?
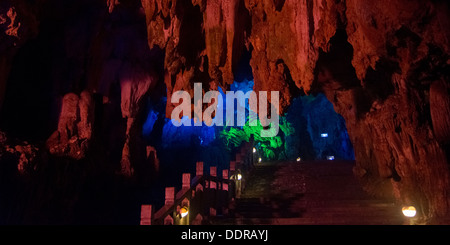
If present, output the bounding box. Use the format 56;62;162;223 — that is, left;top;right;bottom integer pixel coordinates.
219;117;294;160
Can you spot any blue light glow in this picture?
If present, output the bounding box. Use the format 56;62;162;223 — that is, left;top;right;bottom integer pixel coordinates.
162;116;216;148
142;110;159;136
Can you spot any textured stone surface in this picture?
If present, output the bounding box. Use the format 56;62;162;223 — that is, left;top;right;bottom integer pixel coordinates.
46;91;94;160
0;131;39;173
119;62;157;176
430;80;450;144
0;0;448;223
137;0;449;220
317;0;450;220
245;0;342;112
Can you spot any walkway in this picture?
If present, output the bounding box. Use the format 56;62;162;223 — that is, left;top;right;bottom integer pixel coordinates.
213;160;405;225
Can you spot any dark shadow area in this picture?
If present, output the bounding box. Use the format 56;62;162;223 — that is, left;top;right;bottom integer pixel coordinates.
0;27;59;141
312;29;371;118
233;48;253;83
176;2;205;66
364;58;398;101
0;0;157;225
273;0;286;12
313;29;361;90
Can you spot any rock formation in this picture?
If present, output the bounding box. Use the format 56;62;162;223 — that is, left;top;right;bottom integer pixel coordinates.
321;0;450;220
0;131;39;173
138;0;449;221
0;0;448;223
46;91;94;160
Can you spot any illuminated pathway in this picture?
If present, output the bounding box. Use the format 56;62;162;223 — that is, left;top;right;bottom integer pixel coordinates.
213;160;405;225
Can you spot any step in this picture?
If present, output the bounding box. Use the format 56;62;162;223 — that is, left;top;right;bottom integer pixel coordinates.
302;210;403;219
305;200;397;207
214;216;405;225
234;211;302;219
216;160;404;225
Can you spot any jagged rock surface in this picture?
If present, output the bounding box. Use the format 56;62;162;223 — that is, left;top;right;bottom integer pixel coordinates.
0;131;39;173
0;0;448;223
138;0;449;220
46;91;94;160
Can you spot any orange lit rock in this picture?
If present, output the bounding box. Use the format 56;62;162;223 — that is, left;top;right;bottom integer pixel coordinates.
46;91;94;160
0;0;448;224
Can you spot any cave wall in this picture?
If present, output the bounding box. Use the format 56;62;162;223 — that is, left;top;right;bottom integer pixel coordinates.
0;0;449;222
139;0;449;220
322;0;450;220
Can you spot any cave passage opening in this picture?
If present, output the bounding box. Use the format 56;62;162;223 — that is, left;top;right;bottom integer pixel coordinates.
141;48;355;209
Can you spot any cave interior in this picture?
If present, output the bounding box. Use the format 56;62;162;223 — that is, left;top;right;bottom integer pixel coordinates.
0;0;449;224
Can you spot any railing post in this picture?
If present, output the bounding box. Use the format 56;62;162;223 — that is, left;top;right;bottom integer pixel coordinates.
164;187;175;225
196;161;204;176
140;144;257;224
163;187;175;225
140;205;152;225
182;173;191;189
192;161;205;224
209;166;217;217
210;166;217;177
221;169;229;215
165;187;175;206
222;170;229;191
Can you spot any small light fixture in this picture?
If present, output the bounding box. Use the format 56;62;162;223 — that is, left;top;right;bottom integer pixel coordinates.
296;157;301;162
327;156;335;160
253;147;256;153
237;174;242;180
258;157;262;163
402;206;417;218
180;207;189;218
321;133;328;138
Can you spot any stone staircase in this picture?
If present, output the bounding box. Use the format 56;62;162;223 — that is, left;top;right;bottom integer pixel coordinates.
212;160;405;225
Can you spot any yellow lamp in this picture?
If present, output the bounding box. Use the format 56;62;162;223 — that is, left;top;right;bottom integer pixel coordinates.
237;173;242;180
180;207;189;218
402;206;417;218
